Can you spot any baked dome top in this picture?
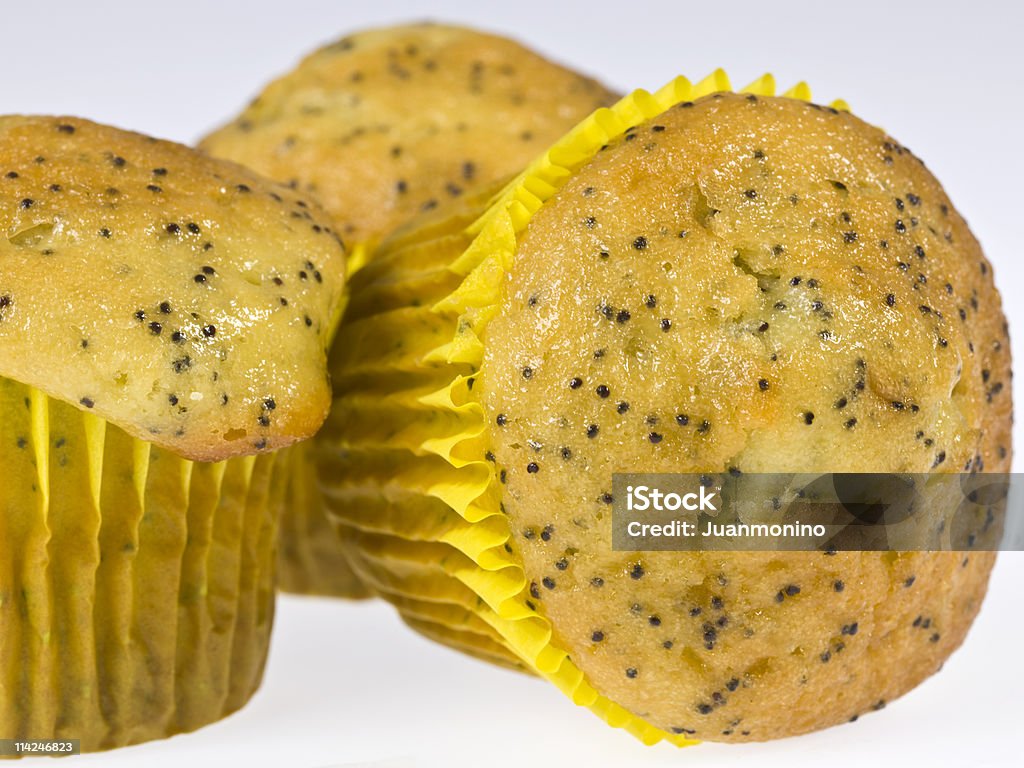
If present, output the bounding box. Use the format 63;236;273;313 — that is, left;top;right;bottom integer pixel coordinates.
0;116;346;461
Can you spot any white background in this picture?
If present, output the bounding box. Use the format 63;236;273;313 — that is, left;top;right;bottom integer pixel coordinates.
3;1;1022;766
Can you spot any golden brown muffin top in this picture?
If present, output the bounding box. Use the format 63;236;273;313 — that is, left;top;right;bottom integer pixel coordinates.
199;22;618;248
0;116;346;461
477;93;1010;737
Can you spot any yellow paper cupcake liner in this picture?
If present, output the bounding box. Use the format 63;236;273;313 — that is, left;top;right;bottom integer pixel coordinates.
0;376;286;753
321;71;847;746
271;241;372;599
275;186;511;601
401;615;527;672
280;195;501;599
276;439;370;597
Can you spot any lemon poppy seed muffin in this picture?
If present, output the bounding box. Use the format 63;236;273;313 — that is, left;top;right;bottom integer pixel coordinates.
475;92;1006;739
0;116;345;751
200;22;619;597
318;76;1009;744
200;22;618;250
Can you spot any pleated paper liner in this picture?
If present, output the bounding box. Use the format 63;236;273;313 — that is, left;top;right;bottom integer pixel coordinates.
0;376;286;753
402;616;526;672
318;70;849;746
383;585;526;672
271;240;371;599
277;190;503;599
276;439;369;597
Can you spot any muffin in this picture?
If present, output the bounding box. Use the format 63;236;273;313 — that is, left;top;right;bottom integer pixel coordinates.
200;22;619;597
0;116;345;751
316;72;1010;744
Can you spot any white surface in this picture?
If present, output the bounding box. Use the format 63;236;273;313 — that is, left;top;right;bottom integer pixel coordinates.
74;572;1024;768
2;0;1022;765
